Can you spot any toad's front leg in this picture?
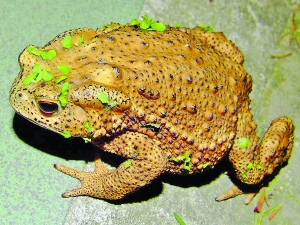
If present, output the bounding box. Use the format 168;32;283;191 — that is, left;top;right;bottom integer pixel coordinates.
54;132;167;200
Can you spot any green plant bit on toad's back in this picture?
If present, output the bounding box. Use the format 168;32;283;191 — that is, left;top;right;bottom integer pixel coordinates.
84;121;93;133
169;151;192;171
55;76;67;84
97;92;109;104
130;15;166;32
238;137;250;148
57;64;71;74
124;159;132;169
82;137;91;143
198;23;214;32
61;130;72;138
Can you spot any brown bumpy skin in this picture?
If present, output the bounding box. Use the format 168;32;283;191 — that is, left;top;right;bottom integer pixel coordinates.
9;21;294;201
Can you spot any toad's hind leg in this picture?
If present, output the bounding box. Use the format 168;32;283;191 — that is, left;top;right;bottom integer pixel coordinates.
217;116;294;202
54;132;168;200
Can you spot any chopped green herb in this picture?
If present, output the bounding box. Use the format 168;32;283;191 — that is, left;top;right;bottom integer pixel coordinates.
58;95;67;107
61;131;72;138
242;171;247;179
174;213;187;225
238;137;250;148
132;152;139;158
174;23;182;28
169;151;191;171
198;23;214;32
97;92;109;104
40;49;57;60
58;82;70;107
105;100;118;111
27;46;57;60
83;137;91;143
247;162;254;170
61;82;70;95
75;34;85;46
84;121;93;133
124;159;132;169
130;15;166;32
55;76;67;83
203;162;210;168
130;19;139;26
256;164;263;170
23;64;53;85
57;64;71;74
61;35;73;49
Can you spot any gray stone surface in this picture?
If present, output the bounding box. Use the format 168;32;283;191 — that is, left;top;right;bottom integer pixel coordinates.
64;1;300;225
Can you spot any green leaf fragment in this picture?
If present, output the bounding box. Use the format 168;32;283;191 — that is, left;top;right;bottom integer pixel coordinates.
174;213;187;225
58;82;70;107
105;100;118;111
174;23;182;28
124;159;132;169
40;49;57;60
247;162;254;170
39;70;53;81
130;18;139;26
151;22;166;32
58;95;68;107
97;92;109;104
242;172;247;179
23;64;53;85
238;137;250;148
61;82;70;95
55;76;67;83
203;162;210;168
130;15;166;32
256;164;263;170
84;121;93;133
57;64;71;74
83;137;91;143
61;35;73;49
27;47;57;60
198;23;214;32
132;152;139;158
61;131;72;138
75;34;85;46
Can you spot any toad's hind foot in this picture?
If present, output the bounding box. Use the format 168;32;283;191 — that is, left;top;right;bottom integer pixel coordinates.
215;184;257;204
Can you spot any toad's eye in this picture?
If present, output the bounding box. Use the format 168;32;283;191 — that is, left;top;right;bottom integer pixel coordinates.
38;101;59;115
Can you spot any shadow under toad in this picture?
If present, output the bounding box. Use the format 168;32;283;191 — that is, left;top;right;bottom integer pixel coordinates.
12;113;234;204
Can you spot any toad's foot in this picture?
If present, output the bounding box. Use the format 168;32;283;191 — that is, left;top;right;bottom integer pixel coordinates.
215;184;257;204
54;132;167;200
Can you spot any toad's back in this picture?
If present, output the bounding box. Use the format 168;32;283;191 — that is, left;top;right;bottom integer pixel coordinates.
81;25;252;172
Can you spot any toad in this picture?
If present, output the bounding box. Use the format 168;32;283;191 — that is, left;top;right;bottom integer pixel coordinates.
9;18;294;202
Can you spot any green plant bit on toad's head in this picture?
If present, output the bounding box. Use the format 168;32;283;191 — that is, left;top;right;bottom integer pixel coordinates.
27;46;57;60
61;35;73;49
23;64;53;85
58;82;69;107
